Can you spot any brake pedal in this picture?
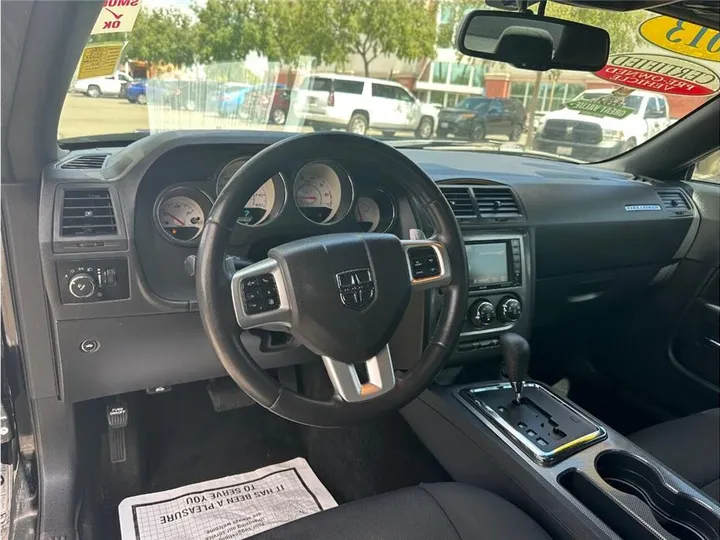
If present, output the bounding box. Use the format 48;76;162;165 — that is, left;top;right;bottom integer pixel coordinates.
106;401;128;463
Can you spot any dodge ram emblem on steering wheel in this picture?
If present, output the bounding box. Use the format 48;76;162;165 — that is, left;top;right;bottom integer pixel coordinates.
336;268;375;310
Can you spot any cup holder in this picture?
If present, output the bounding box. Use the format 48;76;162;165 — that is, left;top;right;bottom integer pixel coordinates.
596;451;719;540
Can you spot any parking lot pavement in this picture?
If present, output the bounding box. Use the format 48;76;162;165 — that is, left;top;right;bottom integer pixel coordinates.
58;94;310;139
59;94;528;148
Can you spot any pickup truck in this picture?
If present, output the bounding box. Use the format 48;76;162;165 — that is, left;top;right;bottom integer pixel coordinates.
533;89;671;161
72;70;132;98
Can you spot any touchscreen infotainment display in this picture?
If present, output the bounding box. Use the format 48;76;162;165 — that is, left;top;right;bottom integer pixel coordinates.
466;243;508;286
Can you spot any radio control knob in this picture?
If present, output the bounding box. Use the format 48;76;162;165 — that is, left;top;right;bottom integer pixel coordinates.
68;273;96;299
498;297;522;323
469;300;495;327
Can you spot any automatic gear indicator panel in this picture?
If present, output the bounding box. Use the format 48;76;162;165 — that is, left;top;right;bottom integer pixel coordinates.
242;274;280;314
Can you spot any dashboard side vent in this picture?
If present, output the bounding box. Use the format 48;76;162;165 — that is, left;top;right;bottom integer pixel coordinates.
657;189;691;211
60;188;118;237
60;154;109;170
439;186;476;218
472;187;521;219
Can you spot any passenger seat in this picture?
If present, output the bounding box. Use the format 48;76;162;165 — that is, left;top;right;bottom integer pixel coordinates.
630;409;720;502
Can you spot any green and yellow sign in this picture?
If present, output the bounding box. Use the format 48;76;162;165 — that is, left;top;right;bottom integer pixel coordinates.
565;99;634;120
639;16;720;63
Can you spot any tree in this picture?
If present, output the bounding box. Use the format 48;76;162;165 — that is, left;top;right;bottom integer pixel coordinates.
123;8;196;68
193;0;258;63
329;0;438;77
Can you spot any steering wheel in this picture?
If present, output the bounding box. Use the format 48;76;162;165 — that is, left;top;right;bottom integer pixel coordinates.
196;132;468;427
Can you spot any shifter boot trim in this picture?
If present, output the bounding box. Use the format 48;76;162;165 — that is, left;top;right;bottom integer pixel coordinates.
457;382;606;466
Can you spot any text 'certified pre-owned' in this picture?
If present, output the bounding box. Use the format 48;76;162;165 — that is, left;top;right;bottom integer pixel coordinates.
594;53;720;96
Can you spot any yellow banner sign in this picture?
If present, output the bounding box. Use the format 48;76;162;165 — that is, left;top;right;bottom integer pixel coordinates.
639;16;720;63
77;43;124;79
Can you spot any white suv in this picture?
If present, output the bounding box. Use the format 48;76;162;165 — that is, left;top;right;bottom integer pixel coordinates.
291;74;437;138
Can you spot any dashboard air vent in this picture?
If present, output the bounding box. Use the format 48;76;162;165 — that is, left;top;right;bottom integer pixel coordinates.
60;154;109;170
657;189;691;211
439;186;475;218
60;188;117;237
472;187;521;219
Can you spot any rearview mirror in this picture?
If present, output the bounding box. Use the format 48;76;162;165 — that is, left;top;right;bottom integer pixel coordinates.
456;10;610;72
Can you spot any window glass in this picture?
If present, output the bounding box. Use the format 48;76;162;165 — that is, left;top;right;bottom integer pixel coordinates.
301;77;332;91
693;150;720;184
450;63;471;85
372;84;394;99
429;91;445;107
334;80;364;94
393;87;415;102
432;62;449;84
457;97;488;110
488;100;503;113
510;82;530;107
471;66;484;88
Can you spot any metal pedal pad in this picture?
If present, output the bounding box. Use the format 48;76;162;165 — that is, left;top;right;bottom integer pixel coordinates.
106;402;128;464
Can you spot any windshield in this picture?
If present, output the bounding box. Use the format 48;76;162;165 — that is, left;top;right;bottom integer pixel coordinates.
59;1;719;163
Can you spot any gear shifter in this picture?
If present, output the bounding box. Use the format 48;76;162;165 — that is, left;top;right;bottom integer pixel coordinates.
500;332;530;404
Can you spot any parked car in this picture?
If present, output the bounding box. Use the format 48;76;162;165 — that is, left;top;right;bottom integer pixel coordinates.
126;80;148;104
72;70;132;98
216;83;253;117
437;97;527;141
158;80;220;112
533;89;671;161
242;84;290;125
291;74;437;138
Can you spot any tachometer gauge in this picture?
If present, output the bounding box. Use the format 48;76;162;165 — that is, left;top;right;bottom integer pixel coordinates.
158;196;205;241
354;196;381;232
294;161;352;223
216;157;282;225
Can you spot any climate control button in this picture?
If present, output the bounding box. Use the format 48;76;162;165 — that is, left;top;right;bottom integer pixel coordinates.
497;297;522;322
469;299;495;327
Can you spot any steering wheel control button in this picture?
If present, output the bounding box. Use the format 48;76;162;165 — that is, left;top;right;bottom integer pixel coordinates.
336;268;375;310
242;274;279;314
407;246;440;279
80;339;100;353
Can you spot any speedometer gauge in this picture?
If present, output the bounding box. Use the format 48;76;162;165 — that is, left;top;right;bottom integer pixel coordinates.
158;196;205;241
294;161;352;223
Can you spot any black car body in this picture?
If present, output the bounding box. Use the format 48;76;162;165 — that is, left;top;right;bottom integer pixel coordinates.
437;98;526;141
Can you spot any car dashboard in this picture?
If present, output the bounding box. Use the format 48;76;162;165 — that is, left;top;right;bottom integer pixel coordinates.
39;131;699;403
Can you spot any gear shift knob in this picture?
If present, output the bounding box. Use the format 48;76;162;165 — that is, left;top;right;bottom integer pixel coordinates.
500;332;530;404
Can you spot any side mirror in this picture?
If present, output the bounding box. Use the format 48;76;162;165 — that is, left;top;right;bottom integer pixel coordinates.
456;10;610;72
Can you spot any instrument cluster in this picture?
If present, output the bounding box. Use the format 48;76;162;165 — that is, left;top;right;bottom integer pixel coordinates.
153;157;397;244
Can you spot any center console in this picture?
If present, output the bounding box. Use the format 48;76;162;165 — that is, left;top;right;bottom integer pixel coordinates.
436;232;531;357
405;321;719;540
